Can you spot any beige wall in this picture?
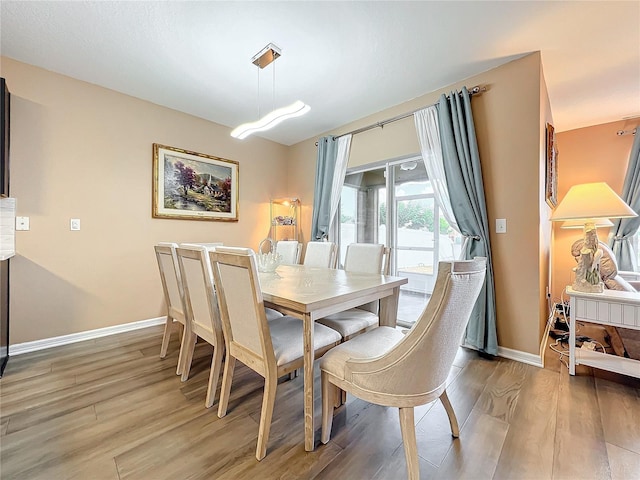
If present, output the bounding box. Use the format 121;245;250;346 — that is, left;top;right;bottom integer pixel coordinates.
290;53;549;355
2;57;289;343
5;52;567;357
551;120;634;299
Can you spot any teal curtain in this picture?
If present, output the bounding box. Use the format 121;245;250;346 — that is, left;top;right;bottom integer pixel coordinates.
609;131;640;271
311;136;340;241
437;87;498;355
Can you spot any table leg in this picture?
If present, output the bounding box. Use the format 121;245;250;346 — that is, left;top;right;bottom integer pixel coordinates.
379;286;400;328
569;298;576;375
303;312;315;451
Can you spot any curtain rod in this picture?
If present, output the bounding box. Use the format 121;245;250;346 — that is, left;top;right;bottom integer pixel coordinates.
617;128;637;136
315;85;485;146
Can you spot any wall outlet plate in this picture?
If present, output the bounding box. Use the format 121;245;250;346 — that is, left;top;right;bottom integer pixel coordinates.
16;216;30;231
70;218;81;231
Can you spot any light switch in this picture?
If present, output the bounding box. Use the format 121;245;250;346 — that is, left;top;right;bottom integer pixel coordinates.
16;216;30;231
70;218;81;231
496;218;507;234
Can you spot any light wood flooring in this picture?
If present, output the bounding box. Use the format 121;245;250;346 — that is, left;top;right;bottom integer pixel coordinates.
1;325;639;479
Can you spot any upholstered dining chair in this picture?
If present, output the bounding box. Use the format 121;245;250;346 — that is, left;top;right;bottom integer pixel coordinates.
181;242;285;323
303;241;337;268
320;258;487;480
275;240;302;265
209;247;341;460
154;242;187;375
175;245;225;408
316;243;391;341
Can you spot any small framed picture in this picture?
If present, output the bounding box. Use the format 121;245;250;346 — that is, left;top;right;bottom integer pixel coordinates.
545;123;558;208
152;144;238;221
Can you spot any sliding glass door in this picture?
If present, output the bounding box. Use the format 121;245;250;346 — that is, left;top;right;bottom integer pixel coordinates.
339;157;460;326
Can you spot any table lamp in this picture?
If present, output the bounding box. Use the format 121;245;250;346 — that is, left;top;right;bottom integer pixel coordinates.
551;182;637;293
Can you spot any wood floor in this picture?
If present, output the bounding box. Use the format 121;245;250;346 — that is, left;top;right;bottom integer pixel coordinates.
1;325;639;480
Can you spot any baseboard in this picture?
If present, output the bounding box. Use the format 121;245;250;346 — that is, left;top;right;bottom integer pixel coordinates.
496;346;543;368
10;317;167;356
463;342;544;368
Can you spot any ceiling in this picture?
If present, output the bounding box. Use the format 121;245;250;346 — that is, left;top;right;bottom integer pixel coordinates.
1;1;639;146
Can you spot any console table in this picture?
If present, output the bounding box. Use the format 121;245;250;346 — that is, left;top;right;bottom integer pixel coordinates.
566;287;640;378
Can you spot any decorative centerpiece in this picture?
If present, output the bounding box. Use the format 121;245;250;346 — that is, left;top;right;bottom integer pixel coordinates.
256;251;282;273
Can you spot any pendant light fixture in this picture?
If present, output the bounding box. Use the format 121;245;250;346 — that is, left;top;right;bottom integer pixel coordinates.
231;43;310;140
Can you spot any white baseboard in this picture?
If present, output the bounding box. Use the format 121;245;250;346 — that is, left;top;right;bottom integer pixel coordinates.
463;343;543;368
10;317;167;356
496;346;543;368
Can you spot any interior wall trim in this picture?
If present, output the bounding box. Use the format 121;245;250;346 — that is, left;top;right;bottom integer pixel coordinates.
463;342;543;368
10;316;166;356
496;346;543;368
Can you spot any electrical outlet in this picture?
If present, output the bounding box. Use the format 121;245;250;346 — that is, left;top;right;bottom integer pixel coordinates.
70;218;81;231
496;218;507;233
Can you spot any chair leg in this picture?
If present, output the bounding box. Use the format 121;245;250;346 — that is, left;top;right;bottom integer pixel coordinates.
399;407;420;480
204;344;224;408
256;372;278;461
160;316;173;358
321;371;335;444
217;356;236;418
439;389;459;438
179;332;197;381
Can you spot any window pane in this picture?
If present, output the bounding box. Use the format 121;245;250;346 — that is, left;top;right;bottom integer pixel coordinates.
396;198;435;248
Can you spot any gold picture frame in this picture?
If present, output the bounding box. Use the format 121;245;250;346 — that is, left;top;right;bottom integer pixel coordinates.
545;123;558;208
152;144;239;221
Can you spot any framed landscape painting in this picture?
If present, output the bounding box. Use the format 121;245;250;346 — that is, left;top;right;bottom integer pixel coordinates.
153;144;239;221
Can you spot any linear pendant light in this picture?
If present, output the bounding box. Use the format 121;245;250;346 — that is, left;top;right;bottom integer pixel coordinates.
231;43;310;140
231;101;310;139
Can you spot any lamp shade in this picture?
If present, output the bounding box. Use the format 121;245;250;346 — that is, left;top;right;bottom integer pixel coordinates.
560;218;614;229
550;182;637;221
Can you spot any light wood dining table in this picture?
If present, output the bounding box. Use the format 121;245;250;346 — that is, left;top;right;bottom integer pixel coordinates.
258;264;408;451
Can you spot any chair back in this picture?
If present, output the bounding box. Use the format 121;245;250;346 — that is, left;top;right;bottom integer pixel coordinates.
303;241;337;268
209;247;275;371
344;243;385;274
175;245;223;345
154;242;185;321
345;258;487;398
344;243;388;313
276;240;302;265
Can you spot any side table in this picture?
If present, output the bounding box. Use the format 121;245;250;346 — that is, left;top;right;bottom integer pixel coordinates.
566;286;640;378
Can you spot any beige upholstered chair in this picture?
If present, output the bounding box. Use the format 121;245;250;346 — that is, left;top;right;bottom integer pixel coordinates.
275;240;302;265
181;242;284;322
320;258;486;480
303;241;337;268
175;245;225;408
154;242;187;375
209;247;341;460
317;243;391;340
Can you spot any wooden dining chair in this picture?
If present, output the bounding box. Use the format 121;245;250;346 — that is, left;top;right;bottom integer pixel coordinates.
320;258;487;480
154;242;187;375
303;241;337;268
209;247;341;460
316;243;391;341
275;240;302;265
175;245;225;408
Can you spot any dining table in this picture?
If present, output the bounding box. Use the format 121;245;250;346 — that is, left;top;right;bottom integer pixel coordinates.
258;264;408;451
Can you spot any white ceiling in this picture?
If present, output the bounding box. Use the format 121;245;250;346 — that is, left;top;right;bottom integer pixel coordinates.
1;1;639;146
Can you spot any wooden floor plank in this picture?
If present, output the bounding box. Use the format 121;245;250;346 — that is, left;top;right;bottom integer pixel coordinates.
596;375;640;455
553;367;611;479
606;442;640;480
413;354;497;468
433;411;509;480
493;366;558;480
2;327;639;480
